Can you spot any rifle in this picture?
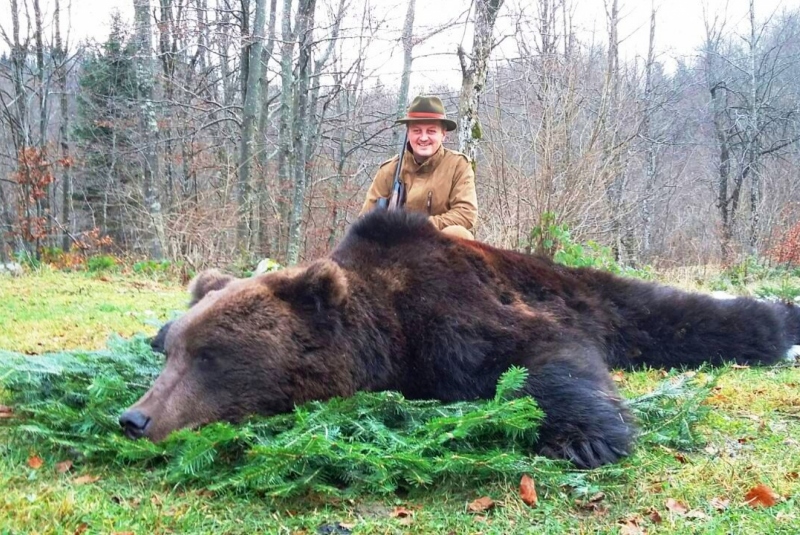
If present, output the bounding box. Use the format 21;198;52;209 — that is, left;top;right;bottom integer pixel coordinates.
377;130;409;210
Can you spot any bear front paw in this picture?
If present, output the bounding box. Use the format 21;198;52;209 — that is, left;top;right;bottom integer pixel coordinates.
539;435;631;469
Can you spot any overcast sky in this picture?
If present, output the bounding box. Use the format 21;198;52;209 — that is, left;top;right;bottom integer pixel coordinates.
1;0;794;90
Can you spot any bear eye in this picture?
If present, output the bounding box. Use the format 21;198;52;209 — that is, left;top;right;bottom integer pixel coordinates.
196;350;215;368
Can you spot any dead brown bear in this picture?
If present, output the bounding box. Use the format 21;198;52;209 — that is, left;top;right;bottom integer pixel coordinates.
121;210;800;468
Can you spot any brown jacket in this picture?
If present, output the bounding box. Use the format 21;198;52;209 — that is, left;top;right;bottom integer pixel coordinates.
359;145;478;231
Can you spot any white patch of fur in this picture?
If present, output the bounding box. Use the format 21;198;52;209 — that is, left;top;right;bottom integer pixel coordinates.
785;345;800;362
710;291;737;300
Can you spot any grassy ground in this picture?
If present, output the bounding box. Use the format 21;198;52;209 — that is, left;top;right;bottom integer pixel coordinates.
1;269;799;534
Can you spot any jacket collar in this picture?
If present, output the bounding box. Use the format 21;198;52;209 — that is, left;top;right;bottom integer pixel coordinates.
403;143;445;176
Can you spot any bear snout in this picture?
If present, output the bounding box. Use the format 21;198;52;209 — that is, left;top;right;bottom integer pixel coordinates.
119;409;151;440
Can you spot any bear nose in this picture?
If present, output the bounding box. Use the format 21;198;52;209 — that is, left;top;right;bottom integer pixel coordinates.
119;409;151;439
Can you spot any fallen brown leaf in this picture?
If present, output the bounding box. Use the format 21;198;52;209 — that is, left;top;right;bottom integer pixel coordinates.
338;522;356;530
56;460;73;473
27;455;44;470
0;405;13;418
673;452;688;464
619;521;645;535
645;508;662;524
73;523;89;535
519;474;538;507
467;496;495;513
73;474;100;485
786;471;799;481
709;497;730;511
744;484;779;508
611;371;625;382
589;491;606;503
390;506;413;518
665;498;689;515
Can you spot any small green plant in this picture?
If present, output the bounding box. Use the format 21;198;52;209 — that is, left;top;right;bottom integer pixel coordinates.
86;254;118;272
14;249;40;269
529;212;652;279
754;279;800;302
132;259;172;275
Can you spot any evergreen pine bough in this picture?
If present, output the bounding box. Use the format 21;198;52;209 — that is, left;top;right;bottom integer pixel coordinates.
0;337;715;497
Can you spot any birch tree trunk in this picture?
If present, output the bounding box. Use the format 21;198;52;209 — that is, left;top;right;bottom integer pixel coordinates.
457;0;504;164
133;0;165;259
237;0;269;254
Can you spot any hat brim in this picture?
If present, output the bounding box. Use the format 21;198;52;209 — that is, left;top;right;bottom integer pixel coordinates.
396;117;457;132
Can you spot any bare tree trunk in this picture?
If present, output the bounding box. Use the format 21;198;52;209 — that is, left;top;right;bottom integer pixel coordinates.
641;5;657;259
747;0;761;254
133;0;165;259
32;0;50;250
54;0;73;251
391;0;416;151
237;0;268;254
286;0;317;265
275;0;296;259
457;0;504;164
8;0;30;254
256;0;279;255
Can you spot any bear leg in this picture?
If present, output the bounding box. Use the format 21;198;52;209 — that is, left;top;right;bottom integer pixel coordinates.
524;359;634;469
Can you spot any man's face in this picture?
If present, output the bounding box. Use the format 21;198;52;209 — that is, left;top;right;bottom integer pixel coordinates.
407;121;445;160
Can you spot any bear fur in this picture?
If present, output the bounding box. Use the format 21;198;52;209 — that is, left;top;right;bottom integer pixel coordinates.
121;210;800;468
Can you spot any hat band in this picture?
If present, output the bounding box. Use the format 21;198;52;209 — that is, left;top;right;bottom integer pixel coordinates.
407;112;446;119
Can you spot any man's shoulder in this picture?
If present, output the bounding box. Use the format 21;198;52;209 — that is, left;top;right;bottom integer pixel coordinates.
443;147;472;165
378;155;400;169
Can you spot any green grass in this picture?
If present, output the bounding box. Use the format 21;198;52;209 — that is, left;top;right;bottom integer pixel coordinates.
0;268;186;354
1;270;799;533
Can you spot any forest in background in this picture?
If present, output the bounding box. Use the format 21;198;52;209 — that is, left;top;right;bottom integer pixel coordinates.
2;0;800;270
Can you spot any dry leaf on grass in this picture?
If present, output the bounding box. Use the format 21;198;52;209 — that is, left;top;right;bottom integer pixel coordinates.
73;523;88;535
73;474;101;485
744;484;779;508
467;496;495;513
611;371;625;382
0;405;13;418
27;455;43;469
519;474;538;507
709;497;730;511
390;506;413;518
56;460;73;473
645;508;662;524
665;498;689;515
619;520;645;535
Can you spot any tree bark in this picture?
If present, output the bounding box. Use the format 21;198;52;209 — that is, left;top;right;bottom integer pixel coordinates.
641;5;657;258
286;0;317;265
54;0;73;251
457;0;504;164
237;0;269;254
391;0;416;151
133;0;165;259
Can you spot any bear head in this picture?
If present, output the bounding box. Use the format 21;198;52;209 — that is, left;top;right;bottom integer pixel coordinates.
120;261;351;442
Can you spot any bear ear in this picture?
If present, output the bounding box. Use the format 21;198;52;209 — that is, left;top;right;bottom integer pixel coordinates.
274;259;349;311
188;269;236;306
